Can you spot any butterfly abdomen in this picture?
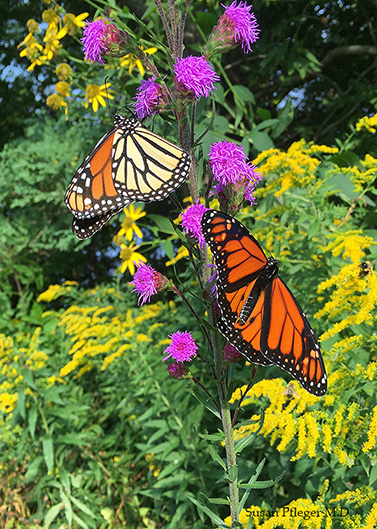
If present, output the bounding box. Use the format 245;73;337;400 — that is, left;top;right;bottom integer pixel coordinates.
238;258;279;325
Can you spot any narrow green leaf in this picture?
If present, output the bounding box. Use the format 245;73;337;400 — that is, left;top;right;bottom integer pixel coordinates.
42;436;54;474
60;489;73;526
43;502;63;529
71;512;90;529
369;463;377;487
69;494;96;518
207;497;231;505
207;444;227;470
28;405;38;438
188;497;229;529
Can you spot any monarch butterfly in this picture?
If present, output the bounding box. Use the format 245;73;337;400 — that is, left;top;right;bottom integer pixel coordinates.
201;210;327;396
65;114;191;239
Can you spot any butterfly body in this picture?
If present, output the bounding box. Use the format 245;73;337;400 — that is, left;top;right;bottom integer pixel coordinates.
65;114;190;239
201;210;327;396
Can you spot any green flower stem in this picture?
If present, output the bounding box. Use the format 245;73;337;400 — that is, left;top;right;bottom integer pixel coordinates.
219;388;239;527
201;246;240;526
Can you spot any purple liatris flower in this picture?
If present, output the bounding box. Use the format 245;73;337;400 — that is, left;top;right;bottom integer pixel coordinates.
209;140;250;185
163;331;198;362
174;56;220;99
181;201;209;247
134;77;164;120
82;19;128;64
168;362;189;379
130;261;167;305
222;1;260;53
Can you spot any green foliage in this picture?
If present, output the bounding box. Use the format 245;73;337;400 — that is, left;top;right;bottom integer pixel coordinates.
0;114;123;327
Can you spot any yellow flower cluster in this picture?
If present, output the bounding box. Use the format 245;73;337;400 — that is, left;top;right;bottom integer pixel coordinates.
37;280;78;303
0;327;50;414
315;262;377;341
229;372;376;464
320;231;375;264
57;301;166;376
356;113;377;134
253;140;338;198
224;499;326;528
18;10;88;72
18;8;88;116
328;154;377;195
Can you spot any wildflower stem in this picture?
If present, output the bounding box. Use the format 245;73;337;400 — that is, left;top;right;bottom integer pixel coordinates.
190;376;221;414
153;0;174;53
201;243;240;526
170;284;214;353
232;366;258;427
219;391;239;526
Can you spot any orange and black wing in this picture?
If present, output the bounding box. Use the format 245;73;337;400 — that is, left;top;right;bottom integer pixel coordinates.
201;209;271;365
201;210;327;395
111;118;191;202
65;125;130;220
260;277;327;395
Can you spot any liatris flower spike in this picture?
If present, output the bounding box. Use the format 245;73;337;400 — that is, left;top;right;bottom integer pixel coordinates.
209;140;263;213
163;331;198;362
82;18;129;64
205;1;260;59
174;56;220;100
130;262;169;305
134;77;166;120
181;202;209;248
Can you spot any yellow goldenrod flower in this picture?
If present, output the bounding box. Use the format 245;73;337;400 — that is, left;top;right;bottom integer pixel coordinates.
115;205;146;242
118;242;147;275
362;405;377;452
356;113;377;134
119;46;158;76
84;83;114;112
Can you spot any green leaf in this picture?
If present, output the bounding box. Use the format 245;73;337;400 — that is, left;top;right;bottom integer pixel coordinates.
188;497;229;529
71;513;90;529
207;444;227;471
43;502;64;529
232;85;255;104
69;494;97;518
149;214;176;234
248;130;274;152
369;463;377;487
25;456;44;483
162;239;175;260
42;436;54;474
28;405;38;438
60;489;73;526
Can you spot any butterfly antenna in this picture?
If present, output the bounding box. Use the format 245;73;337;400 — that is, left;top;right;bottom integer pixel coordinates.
104;76;115;117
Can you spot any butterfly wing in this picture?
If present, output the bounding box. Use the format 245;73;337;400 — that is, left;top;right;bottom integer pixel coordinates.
201;210;271;365
260;277;327;395
111;120;191;202
202;210;327;395
72;205;125;240
65;126;128;219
